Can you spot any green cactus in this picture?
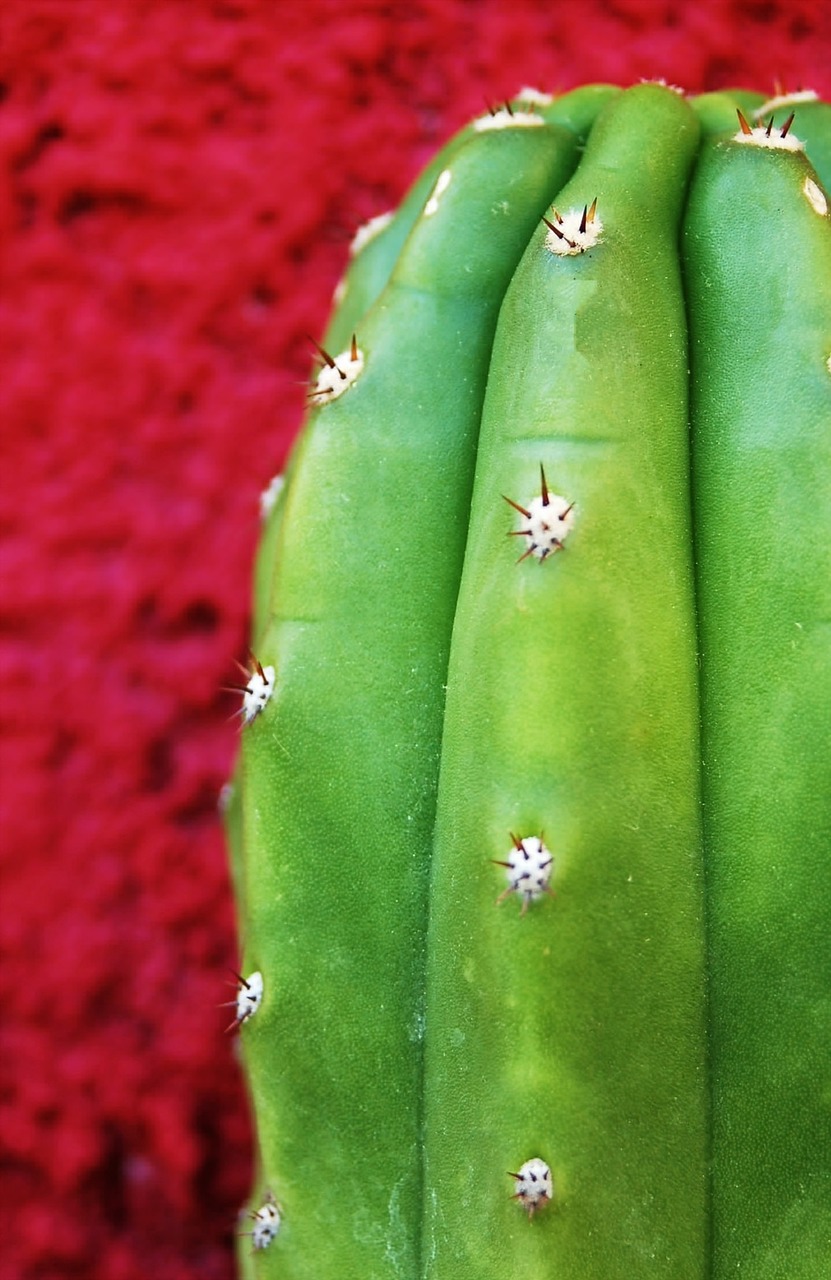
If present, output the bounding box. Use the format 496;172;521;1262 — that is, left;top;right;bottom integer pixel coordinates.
227;82;831;1279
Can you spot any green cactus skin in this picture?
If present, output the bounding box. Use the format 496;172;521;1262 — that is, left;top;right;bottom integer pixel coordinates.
683;130;831;1278
228;82;831;1278
422;83;708;1280
238;116;582;1280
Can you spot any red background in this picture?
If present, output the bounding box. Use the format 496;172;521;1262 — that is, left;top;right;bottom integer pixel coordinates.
1;3;829;1277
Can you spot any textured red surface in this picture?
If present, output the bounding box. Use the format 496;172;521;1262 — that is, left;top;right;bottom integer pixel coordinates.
1;3;829;1277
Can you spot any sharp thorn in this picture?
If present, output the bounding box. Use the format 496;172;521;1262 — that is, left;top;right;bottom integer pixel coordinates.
503;494;532;518
780;111;795;138
539;463;550;506
307;334;336;368
736;109;753;135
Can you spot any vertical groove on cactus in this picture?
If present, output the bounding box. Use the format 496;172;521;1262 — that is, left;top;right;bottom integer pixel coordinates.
227;80;831;1279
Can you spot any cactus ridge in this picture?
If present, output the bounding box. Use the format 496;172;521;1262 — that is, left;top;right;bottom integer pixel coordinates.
228;82;831;1279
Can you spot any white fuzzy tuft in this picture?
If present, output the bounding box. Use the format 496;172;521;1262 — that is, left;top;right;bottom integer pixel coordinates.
640;77;685;95
498;835;554;912
251;1195;281;1249
803;177;828;216
259;473;285;521
242;665;275;724
236;970;264;1026
350;210;394;257
544;204;602;256
753;89;818;120
473;108;543;132
515;86;554;106
508;485;576;562
511;1159;553;1216
732;123;804;151
424;169;452;217
310;344;364;403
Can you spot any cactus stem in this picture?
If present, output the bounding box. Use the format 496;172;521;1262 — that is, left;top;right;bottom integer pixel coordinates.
509;1159;554;1217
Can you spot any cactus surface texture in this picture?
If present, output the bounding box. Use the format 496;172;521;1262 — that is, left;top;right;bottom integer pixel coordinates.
228;82;831;1279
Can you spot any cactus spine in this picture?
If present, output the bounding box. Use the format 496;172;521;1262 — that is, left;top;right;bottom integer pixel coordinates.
229;82;831;1278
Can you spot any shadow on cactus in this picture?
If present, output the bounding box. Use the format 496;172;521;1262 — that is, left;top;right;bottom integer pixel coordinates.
225;81;831;1279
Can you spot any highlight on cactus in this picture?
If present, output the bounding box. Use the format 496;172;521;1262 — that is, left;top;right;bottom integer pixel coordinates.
224;80;831;1278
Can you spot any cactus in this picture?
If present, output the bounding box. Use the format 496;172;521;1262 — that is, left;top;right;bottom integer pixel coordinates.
227;82;831;1279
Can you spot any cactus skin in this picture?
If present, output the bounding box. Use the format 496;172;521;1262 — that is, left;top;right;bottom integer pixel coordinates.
229;83;831;1278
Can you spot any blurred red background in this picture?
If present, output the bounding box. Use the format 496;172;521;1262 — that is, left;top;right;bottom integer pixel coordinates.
1;2;828;1277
